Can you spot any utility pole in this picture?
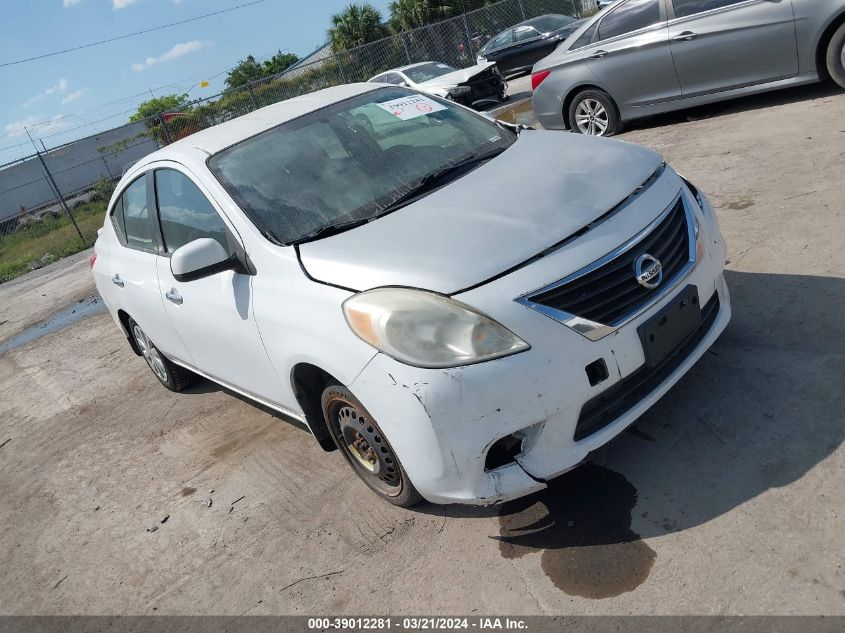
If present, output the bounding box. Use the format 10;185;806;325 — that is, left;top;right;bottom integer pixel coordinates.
25;127;85;248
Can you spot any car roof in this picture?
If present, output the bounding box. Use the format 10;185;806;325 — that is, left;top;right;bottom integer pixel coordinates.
520;13;568;28
136;82;382;166
376;61;450;75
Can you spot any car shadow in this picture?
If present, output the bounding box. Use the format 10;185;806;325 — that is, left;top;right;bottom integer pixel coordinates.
182;380;311;433
179;268;844;562
417;270;844;550
625;82;842;133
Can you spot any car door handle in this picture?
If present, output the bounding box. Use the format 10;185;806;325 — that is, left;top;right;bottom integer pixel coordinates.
165;289;183;305
588;50;608;59
111;274;124;288
673;31;698;41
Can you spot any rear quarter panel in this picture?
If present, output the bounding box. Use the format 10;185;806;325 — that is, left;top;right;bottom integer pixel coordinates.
532;58;602;130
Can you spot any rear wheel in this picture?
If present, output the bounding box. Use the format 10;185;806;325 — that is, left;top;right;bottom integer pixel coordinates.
129;318;196;392
568;89;621;137
826;22;845;89
321;384;423;507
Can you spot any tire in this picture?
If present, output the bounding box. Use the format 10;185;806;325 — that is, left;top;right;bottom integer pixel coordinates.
128;318;196;392
826;22;845;89
321;384;423;508
567;89;621;137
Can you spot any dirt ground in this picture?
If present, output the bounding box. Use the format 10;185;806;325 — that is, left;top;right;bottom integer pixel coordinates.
0;83;843;616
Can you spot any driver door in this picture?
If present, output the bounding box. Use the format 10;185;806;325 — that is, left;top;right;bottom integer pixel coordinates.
150;164;284;403
667;0;798;97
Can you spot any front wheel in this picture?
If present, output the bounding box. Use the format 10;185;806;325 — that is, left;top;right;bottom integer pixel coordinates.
826;22;845;89
568;89;621;137
321;384;423;507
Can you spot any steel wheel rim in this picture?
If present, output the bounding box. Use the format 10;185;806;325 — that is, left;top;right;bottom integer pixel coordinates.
335;403;402;496
575;99;609;136
133;325;168;383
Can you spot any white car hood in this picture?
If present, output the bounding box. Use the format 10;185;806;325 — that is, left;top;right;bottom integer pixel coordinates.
418;62;497;89
298;132;663;295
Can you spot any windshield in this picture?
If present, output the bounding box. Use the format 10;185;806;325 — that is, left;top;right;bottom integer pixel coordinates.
525;14;575;33
403;63;458;83
207;87;515;245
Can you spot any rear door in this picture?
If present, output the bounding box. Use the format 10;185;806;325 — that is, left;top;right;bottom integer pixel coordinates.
584;0;683;108
150;165;285;403
667;0;798;97
104;172;190;362
509;25;547;71
482;30;516;73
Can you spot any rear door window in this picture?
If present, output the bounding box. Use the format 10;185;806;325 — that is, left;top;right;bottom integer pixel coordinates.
571;23;598;49
597;0;662;41
671;0;746;18
488;30;513;51
373;72;404;85
120;176;154;251
110;196;126;243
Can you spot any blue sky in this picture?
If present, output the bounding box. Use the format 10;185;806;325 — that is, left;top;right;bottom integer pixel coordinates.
0;0;393;163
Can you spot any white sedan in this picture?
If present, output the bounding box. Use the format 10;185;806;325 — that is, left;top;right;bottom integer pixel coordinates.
92;83;730;507
368;61;506;108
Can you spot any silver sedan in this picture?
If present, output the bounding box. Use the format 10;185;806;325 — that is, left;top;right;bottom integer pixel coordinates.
532;0;845;135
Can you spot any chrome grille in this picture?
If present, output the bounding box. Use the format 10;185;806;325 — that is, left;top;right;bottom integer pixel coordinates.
516;193;696;340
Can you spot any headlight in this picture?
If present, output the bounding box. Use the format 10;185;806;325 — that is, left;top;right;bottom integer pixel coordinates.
680;175;705;211
343;288;529;368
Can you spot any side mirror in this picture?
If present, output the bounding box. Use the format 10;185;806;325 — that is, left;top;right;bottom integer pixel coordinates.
398;81;408;87
171;238;236;282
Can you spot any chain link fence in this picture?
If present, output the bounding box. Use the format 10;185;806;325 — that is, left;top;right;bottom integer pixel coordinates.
0;0;596;283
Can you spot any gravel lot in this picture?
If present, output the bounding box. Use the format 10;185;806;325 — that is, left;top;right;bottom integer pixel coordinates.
0;83;843;615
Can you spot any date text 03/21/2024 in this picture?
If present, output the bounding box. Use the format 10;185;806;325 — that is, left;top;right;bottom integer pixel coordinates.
306;617;528;630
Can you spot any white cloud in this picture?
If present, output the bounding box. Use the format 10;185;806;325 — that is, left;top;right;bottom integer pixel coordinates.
22;94;45;109
61;89;85;104
45;78;69;95
22;78;69;109
131;40;210;72
113;0;141;9
4;115;41;138
63;0;82;7
4;114;71;139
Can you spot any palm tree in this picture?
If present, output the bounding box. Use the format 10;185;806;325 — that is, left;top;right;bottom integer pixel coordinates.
328;3;389;53
389;0;434;31
388;1;490;32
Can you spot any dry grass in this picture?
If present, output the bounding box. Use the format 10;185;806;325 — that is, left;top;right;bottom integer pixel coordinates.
0;203;105;283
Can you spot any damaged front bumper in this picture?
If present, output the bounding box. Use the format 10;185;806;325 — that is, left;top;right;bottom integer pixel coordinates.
351;270;730;505
350;179;730;505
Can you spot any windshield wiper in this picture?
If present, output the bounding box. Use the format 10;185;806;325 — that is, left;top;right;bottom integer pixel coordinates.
376;148;507;215
292;148;506;245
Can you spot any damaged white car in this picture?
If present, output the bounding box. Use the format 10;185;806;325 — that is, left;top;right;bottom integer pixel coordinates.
92;84;730;507
368;61;506;108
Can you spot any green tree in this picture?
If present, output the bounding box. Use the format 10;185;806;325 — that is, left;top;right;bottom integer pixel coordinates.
389;0;430;31
388;0;489;31
225;55;265;89
262;50;300;76
225;51;300;89
129;94;190;122
328;3;389;53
